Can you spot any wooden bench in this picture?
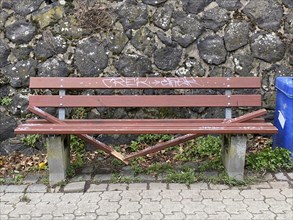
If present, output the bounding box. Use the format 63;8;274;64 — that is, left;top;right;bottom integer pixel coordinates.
15;77;277;183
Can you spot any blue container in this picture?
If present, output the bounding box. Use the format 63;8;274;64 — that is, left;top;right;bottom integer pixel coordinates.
273;77;293;157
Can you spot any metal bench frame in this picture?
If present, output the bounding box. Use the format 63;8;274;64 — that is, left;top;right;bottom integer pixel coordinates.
15;77;277;184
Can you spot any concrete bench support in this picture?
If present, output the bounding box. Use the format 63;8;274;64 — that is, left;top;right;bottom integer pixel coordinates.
222;135;247;181
46;135;70;185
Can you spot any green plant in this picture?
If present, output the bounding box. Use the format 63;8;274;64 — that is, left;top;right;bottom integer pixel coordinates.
166;168;196;185
146;162;172;176
67;135;86;178
110;173;139;184
20;194;31;203
21;134;41;148
72;107;87;119
175;135;222;161
13;174;24;184
0;96;12;106
246;146;293;172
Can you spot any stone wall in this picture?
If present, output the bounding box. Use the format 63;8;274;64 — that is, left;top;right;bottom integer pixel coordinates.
0;0;292;154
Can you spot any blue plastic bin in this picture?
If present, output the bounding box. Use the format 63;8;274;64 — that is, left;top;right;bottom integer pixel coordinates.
273;77;293;158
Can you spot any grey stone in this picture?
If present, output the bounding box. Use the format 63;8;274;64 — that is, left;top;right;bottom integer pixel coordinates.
128;183;147;190
34;35;67;60
131;27;156;56
87;183;108;192
26;184;47;193
222;135;247;180
182;0;213;14
284;12;293;34
5;20;36;44
23;174;40;184
64;181;86;193
172;12;202;47
156;30;176;47
282;0;293;8
0;11;10;29
136;174;157;182
290;45;293;66
189;182;209;190
224;20;249;51
47;136;70;185
10;94;29;117
2;59;37;88
153;4;174;30
233;54;254;76
38;58;69;77
115;54;152;77
168;183;188;190
274;172;289;181
12;46;32;61
108;183;127;191
11;0;43;16
108;31;129;54
0;113;17;142
197;35;227;65
154;46;182;70
251;32;285;63
204;171;219;177
263;173;274;181
202;7;229;31
93;174;113;182
32;2;64;29
0;185;8;193
5;184;27;193
70;174;91;182
0;84;9;99
269;181;290;188
117;0;148;30
287;172;293;180
216;0;242;11
243;0;283;31
81;165;94;174
149;182;167;190
75;38;108;76
142;0;167;5
0;40;10;68
0;137;40;155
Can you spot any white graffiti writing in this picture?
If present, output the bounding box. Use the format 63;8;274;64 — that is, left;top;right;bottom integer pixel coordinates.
102;77;200;88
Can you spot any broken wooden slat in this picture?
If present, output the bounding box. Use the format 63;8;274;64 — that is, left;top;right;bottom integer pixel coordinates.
27;106;127;164
124;109;269;160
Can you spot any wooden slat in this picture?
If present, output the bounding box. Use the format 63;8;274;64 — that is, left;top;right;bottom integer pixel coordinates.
29;77;261;89
15;123;277;135
29;95;261;107
26;118;265;124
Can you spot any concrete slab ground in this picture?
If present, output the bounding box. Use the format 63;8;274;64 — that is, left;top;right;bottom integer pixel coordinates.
0;179;292;220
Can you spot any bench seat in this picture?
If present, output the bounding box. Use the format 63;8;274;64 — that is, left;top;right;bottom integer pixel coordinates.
16;121;277;134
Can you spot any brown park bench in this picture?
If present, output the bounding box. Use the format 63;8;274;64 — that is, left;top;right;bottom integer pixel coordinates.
15;77;277;183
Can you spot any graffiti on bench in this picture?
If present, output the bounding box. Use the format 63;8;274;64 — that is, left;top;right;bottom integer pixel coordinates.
102;77;200;88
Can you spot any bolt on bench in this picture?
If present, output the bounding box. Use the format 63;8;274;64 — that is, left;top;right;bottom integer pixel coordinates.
15;77;277;184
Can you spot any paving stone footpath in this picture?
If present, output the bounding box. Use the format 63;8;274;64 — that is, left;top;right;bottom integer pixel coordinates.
0;173;293;220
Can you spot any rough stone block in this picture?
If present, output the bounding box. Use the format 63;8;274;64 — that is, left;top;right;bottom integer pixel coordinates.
26;184;47;193
222;135;247;180
5;185;27;193
46;135;70;185
63;181;86;193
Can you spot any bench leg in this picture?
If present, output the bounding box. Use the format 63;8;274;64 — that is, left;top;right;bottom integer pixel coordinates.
46;135;70;185
222;135;247;181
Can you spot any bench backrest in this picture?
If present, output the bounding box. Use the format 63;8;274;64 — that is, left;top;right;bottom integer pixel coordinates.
29;77;261;119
